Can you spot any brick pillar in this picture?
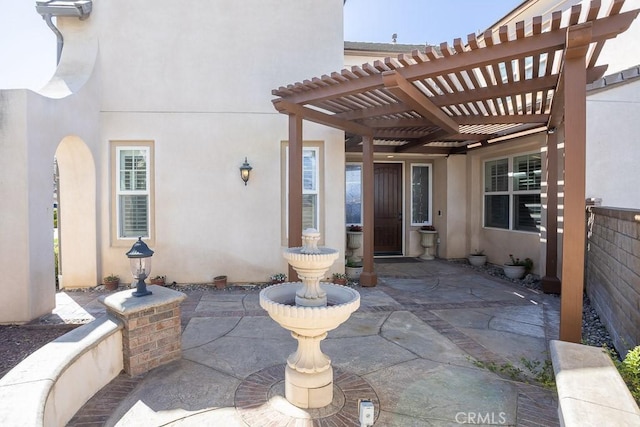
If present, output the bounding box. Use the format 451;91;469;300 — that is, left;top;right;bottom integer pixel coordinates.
100;285;186;376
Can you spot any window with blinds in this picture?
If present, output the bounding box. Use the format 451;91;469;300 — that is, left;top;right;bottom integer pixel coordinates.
284;144;322;236
302;148;319;230
483;153;541;233
117;147;150;238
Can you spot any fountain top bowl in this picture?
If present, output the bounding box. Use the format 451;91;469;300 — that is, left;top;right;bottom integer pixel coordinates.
283;228;339;269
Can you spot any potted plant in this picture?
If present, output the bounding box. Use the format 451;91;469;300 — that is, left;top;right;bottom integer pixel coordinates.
103;274;120;291
468;249;487;267
270;273;287;284
503;255;533;279
345;259;363;280
418;225;437;260
332;272;348;285
150;275;166;286
213;275;227;289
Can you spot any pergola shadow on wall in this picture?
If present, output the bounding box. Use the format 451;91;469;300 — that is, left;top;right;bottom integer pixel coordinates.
272;1;638;342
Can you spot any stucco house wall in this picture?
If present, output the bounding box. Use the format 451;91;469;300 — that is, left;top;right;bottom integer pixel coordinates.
95;0;346;283
586;73;640;209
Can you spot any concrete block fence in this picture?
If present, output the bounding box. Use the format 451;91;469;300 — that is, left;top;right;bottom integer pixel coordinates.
586;206;640;355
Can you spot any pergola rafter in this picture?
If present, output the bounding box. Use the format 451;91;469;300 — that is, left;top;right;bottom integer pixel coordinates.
273;2;638;155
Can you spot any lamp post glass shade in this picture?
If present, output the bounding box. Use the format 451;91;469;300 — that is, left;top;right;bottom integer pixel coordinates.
240;157;252;185
126;237;154;297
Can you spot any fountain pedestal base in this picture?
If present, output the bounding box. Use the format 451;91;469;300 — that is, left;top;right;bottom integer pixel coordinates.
285;365;333;408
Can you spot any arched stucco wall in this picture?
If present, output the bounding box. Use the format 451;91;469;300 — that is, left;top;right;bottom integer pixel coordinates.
56;136;98;288
0;8;101;322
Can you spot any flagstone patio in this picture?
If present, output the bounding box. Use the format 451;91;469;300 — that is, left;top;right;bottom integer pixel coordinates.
59;259;560;426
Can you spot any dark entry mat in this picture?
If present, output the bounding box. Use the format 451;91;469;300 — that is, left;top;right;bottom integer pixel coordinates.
374;257;422;264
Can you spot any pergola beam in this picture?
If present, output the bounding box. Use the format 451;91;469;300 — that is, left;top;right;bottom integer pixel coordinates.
273;99;373;136
382;71;459;134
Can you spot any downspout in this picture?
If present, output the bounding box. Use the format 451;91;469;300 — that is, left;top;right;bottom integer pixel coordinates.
42;13;63;65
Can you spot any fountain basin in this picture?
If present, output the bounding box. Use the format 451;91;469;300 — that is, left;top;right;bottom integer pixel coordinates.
260;283;360;337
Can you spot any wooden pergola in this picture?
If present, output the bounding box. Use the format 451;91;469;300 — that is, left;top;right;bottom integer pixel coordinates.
273;0;638;342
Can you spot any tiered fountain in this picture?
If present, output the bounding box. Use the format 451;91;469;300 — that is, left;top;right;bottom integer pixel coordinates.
260;229;360;409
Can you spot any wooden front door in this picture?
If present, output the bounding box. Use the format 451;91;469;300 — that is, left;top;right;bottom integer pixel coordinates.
374;163;402;255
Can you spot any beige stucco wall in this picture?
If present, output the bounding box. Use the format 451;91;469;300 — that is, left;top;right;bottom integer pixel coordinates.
94;0;346;283
466;134;546;275
586;79;640;209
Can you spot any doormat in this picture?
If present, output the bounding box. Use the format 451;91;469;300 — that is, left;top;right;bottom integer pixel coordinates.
374;257;422;264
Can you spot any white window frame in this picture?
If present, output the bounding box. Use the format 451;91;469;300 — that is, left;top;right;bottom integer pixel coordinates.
302;147;320;230
345;162;363;226
410;163;433;226
482;151;541;233
283;144;322;237
116;146;151;239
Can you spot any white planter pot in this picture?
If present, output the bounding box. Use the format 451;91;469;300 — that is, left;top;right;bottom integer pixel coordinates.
418;230;437;260
345;266;363;280
468;255;487;267
346;231;363;263
503;264;525;279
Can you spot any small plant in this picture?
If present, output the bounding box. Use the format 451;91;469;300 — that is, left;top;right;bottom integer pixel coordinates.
103;274;119;282
471;356;555;388
607;345;640;404
346;259;362;268
270;273;287;282
152;275;166;280
348;225;362;232
507;254;533;273
420;225;436;231
332;273;347;280
471;249;484;256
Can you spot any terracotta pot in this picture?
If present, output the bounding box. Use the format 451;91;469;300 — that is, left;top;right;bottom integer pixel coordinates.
214;275;227;289
333;278;347;286
104;279;119;291
150;278;165;286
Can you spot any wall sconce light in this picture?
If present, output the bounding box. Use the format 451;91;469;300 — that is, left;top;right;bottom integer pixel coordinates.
240;157;252;186
126;237;154;297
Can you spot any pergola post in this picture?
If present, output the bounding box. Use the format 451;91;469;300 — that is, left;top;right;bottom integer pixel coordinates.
359;134;377;287
560;24;591;342
542;129;561;294
288;113;303;281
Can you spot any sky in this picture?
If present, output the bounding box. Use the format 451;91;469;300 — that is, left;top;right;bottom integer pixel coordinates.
0;0;523;90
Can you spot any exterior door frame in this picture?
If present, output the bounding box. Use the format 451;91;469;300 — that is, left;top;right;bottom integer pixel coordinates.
373;160;405;256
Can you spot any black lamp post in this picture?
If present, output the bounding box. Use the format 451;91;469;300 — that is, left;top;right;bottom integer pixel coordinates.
126;237;154;297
